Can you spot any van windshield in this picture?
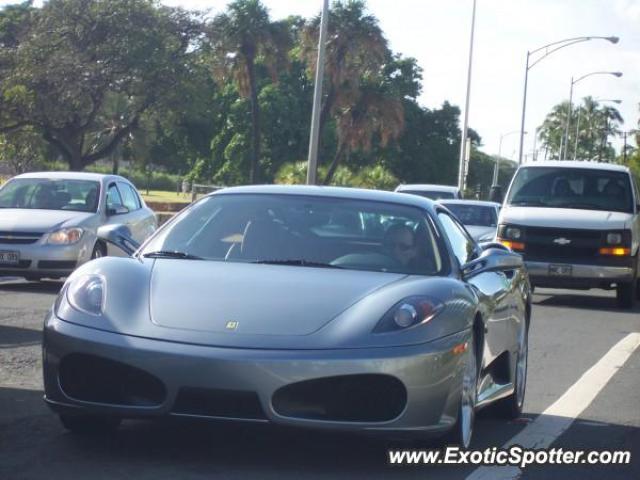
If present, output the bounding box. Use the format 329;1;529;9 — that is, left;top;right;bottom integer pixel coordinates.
506;167;633;213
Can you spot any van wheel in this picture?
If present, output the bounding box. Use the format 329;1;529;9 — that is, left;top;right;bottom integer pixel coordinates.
617;279;637;309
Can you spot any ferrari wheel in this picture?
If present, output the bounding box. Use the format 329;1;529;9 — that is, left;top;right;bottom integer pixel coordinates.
444;335;477;448
494;321;528;419
59;414;121;434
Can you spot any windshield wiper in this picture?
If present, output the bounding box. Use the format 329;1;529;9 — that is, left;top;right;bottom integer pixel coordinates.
142;250;204;260
251;259;343;269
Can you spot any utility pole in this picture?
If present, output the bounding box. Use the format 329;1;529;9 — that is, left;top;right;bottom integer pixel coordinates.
458;0;477;193
306;0;329;185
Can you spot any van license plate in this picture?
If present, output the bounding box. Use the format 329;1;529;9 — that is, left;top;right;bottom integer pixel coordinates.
0;251;20;266
549;264;572;276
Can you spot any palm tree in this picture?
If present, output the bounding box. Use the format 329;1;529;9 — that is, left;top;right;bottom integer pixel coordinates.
300;0;390;172
538;97;623;162
208;0;290;183
324;77;404;184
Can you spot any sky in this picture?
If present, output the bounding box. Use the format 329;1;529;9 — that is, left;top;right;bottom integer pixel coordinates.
3;0;639;161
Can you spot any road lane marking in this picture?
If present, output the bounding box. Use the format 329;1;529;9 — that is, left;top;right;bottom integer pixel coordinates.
467;332;640;480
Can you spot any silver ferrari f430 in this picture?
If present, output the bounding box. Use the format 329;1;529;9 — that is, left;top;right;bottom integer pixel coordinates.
43;185;531;447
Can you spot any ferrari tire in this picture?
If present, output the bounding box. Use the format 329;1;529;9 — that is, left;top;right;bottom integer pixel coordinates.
59;414;121;434
493;320;528;419
442;334;477;448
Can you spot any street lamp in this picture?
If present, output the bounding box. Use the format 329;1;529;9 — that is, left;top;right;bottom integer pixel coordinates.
457;0;478;193
306;0;329;185
492;130;526;186
562;71;622;159
572;98;622;161
517;35;619;165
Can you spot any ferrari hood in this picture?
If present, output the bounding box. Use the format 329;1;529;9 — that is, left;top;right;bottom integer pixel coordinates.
149;260;406;336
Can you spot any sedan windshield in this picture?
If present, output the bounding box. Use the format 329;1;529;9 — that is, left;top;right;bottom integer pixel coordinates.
506;167;634;213
141;194;445;276
0;178;100;213
441;204;497;227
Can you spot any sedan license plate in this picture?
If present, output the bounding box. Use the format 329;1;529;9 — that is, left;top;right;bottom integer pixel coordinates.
549;264;572;277
0;250;20;266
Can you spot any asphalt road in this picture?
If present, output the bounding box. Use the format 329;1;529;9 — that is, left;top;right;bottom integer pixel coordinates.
0;278;638;479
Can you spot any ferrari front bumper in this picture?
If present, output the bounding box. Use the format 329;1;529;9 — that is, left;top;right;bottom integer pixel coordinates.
43;311;470;436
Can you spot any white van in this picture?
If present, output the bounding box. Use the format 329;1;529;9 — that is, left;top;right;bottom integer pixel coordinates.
497;161;640;308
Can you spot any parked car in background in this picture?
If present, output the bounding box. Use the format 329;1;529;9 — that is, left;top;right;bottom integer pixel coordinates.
44;185;530;448
395;184;461;200
440;200;501;242
0;172;156;281
498;161;640;308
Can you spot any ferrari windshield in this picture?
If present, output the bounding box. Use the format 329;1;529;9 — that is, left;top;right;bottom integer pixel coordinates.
142;193;444;275
0;178;100;213
506;167;633;213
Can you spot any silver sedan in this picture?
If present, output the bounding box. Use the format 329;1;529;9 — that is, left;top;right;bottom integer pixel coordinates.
43;185;530;448
0;171;156;280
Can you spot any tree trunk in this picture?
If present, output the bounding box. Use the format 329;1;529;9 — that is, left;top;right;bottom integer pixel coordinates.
112;155;119;174
323;141;346;185
247;56;261;184
69;149;84;171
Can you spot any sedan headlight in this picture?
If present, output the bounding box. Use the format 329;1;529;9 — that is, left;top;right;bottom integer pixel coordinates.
48;227;84;245
66;274;106;316
374;296;444;333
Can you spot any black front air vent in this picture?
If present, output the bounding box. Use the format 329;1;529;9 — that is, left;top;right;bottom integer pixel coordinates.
272;374;407;423
59;354;166;407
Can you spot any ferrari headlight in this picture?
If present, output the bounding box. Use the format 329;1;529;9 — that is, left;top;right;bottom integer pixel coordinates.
66;274;106;316
48;227;84;245
374;296;444;333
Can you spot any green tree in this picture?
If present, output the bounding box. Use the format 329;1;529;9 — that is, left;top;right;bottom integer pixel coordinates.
300;0;392;178
0;0;201;171
538;97;623;162
208;0;291;183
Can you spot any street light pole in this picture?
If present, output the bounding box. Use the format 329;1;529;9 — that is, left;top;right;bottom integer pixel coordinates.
517;35;619;165
457;0;477;194
306;0;329;185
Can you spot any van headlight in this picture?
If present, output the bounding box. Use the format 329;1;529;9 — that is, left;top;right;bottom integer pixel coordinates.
66;274;106;316
48;228;84;245
606;232;622;245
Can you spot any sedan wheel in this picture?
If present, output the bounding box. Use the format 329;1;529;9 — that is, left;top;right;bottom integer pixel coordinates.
91;242;107;260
